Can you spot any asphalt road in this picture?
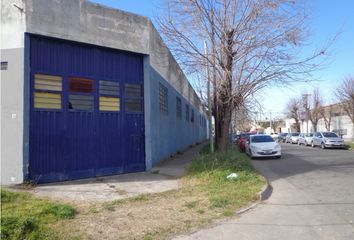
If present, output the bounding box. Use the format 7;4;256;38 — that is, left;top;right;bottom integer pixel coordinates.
175;143;354;240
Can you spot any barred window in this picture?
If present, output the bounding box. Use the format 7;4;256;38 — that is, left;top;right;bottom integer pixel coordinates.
191;109;194;123
159;83;168;115
176;97;182;120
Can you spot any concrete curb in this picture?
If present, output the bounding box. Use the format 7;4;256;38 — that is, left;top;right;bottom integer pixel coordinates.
236;176;272;216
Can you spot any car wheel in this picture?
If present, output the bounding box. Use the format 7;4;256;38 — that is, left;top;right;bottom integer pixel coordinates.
311;141;315;148
276;155;281;159
321;142;326;149
305;140;308;146
298;141;300;145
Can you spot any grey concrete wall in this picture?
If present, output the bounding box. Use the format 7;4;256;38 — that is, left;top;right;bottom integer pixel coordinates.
148;24;203;110
1;0;26;49
25;0;150;54
1;48;25;185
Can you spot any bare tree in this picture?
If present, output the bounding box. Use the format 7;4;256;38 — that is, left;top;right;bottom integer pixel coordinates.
159;0;330;151
319;104;333;131
308;89;322;132
286;98;301;132
335;76;354;124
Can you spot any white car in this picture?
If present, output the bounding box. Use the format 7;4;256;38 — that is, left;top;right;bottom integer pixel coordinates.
246;134;281;159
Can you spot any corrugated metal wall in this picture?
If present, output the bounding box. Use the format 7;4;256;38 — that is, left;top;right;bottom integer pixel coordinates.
29;35;145;183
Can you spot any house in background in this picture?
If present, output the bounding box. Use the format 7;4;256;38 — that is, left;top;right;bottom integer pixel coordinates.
283;102;353;141
1;0;207;185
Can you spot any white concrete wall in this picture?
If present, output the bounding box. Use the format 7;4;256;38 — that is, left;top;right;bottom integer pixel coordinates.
1;0;26;185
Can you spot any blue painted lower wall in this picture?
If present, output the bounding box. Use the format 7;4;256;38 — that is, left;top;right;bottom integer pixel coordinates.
148;67;207;167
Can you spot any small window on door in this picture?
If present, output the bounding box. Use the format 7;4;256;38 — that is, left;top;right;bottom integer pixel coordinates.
33;74;62;110
68;77;94;111
126;83;143;113
99;80;120;112
69;77;93;93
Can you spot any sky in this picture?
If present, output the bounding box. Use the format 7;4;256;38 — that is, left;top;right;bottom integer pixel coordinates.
91;0;354;119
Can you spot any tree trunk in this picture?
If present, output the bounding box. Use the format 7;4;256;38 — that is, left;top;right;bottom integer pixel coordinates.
216;29;234;152
217;104;232;152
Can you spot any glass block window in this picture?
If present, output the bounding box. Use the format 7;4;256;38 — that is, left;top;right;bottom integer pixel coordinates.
176;97;182;120
159;83;168;115
69;94;94;110
185;104;189;122
99;80;120;112
125;83;143;113
69;77;93;93
34;74;62;110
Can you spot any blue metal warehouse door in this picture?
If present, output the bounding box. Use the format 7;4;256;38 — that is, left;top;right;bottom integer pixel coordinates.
28;35;145;183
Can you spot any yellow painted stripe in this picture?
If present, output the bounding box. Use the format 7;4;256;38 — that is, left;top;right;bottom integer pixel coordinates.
35;79;62;86
35;74;62;82
34;102;61;109
100;96;120;103
34;97;61;104
100;105;119;111
34;92;61;99
35;84;62;91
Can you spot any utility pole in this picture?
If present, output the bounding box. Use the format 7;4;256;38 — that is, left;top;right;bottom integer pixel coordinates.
204;41;214;153
302;93;311;133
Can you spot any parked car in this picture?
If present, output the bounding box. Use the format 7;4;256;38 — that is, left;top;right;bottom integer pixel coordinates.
278;133;288;143
285;132;300;144
238;133;255;152
270;132;279;141
298;133;313;146
312;132;345;149
245;134;281;159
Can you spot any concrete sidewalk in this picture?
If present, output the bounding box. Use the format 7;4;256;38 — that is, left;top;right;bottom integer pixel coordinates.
22;143;205;203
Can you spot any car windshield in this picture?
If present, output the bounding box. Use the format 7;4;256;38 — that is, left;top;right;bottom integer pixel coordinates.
306;133;313;137
323;132;338;138
251;135;274;143
291;133;300;136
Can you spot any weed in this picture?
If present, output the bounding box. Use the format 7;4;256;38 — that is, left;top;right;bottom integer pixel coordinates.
184;201;198;209
102;202;116;211
132;194;147;201
88;207;98;214
210;197;230;208
196;209;205;214
222;210;234;217
43;203;76;219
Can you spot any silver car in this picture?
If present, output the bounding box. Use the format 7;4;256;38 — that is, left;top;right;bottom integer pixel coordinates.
285;132;300;144
312;132;345;149
298;133;313;146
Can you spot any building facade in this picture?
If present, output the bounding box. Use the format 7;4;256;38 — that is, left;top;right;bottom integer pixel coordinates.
1;0;207;184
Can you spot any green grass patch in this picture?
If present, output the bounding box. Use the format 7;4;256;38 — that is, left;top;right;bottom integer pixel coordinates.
187;145;264;210
1;188;76;240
